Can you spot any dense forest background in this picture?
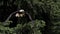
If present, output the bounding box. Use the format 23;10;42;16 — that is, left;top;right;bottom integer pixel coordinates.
0;0;60;34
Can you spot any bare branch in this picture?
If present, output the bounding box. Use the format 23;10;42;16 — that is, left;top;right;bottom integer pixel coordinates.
25;12;33;21
4;11;18;23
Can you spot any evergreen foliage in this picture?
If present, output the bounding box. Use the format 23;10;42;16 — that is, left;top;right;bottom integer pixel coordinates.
0;0;60;34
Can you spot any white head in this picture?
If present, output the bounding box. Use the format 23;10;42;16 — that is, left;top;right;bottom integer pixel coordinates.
19;9;25;12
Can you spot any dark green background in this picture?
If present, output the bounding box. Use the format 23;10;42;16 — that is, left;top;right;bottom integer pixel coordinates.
0;0;60;34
